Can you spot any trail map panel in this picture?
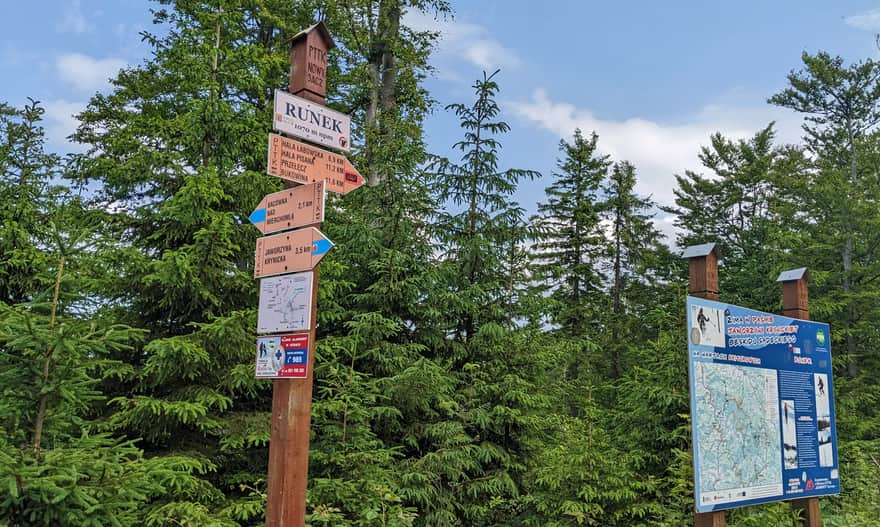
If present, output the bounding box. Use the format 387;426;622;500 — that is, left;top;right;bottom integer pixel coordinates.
257;272;313;334
687;296;839;513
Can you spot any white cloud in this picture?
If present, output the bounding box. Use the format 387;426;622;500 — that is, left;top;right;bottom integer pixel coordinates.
43;99;86;150
57;53;125;92
404;11;520;79
463;40;520;71
508;89;803;212
845;9;880;31
58;0;91;35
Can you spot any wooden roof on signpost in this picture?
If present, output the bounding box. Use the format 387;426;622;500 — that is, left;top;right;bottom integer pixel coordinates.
288;21;335;50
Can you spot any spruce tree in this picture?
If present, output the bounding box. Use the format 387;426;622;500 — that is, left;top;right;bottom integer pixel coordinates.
67;0;460;524
665;126;799;312
292;2;464;525
769;51;880;366
69;2;320;523
432;70;538;339
532;129;610;334
0;100;206;527
423;70;542;525
600;160;664;379
0;100;54;304
768;52;880;521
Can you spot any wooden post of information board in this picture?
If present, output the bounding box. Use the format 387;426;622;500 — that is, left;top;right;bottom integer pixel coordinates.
778;268;822;527
684;242;725;527
264;22;334;527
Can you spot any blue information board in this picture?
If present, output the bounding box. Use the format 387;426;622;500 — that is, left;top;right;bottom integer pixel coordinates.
687;296;839;512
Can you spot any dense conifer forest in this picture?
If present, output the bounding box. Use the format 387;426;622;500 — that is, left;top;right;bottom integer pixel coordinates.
2;1;880;525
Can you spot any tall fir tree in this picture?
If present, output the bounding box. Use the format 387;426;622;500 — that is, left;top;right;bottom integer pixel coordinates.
0;100;208;526
532;129;610;335
0;100;54;304
769;52;880;523
289;2;470;525
770;51;880;368
67;0;465;524
665;125;800;312
432;70;539;341
69;2;325;524
423;70;543;525
599;160;665;379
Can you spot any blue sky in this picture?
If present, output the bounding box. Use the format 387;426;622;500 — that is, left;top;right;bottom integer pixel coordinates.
4;1;880;239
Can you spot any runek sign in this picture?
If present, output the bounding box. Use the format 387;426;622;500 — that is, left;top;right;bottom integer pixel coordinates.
274;89;351;152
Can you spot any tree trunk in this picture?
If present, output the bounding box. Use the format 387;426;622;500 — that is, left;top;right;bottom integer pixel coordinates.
364;0;400;187
844;121;856;373
32;255;65;449
203;4;222;167
611;197;623;379
463;108;483;343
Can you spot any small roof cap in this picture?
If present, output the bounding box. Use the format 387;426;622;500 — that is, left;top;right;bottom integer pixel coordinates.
289;21;335;50
682;242;717;259
776;267;809;282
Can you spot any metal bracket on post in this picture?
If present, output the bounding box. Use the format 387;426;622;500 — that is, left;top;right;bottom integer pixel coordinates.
684;243;725;527
777;267;822;527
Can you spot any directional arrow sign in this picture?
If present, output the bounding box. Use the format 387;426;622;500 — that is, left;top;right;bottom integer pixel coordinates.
267;133;364;194
254;227;333;278
249;181;326;235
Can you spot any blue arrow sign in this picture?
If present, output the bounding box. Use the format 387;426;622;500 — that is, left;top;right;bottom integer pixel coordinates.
312;238;333;256
249;208;267;225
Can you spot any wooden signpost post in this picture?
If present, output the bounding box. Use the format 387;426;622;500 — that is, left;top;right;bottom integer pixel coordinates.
684;243;724;527
253;22;362;527
685;247;826;527
778;268;822;527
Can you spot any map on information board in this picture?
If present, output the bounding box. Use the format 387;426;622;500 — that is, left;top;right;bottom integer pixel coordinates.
687;296;839;513
693;362;782;499
257;271;312;334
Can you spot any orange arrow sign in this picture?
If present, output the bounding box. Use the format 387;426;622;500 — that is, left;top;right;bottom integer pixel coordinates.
267;133;364;194
249;181;326;234
254;227;334;278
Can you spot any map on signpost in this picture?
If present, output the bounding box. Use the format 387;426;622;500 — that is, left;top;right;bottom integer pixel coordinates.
257;271;313;333
693;361;782;498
